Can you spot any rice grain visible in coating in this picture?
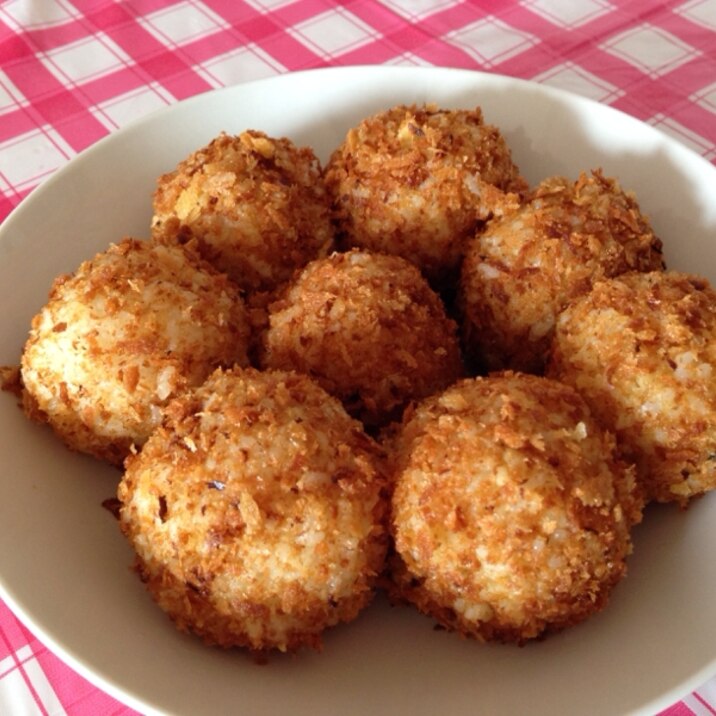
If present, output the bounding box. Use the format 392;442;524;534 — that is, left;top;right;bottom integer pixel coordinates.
389;372;641;644
20;238;250;465
118;367;387;651
152;131;334;293
260;250;464;428
324;104;527;285
548;270;716;507
459;170;664;373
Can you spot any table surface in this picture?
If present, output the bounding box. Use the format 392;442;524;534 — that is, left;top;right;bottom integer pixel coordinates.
2;1;716;714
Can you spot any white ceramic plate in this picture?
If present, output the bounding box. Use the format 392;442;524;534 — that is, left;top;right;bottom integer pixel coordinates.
1;66;715;716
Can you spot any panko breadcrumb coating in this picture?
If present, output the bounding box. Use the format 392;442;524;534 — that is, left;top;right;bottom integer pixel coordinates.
388;372;642;644
324;104;527;285
20;238;250;465
118;367;387;651
548;271;716;507
459;170;664;373
259;250;464;428
151;131;334;293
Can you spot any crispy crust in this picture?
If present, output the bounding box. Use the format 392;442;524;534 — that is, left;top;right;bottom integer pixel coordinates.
548;271;716;506
324;104;527;286
152;131;334;293
118;367;388;651
388;372;641;644
9;107;695;655
259;250;464;428
459;170;664;373
20;238;250;465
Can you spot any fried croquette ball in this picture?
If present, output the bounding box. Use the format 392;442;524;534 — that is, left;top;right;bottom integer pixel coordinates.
20;238;250;465
118;367;387;651
388;372;642;644
324;104;527;285
259;250;464;428
548;271;716;507
151;131;334;293
459;170;664;373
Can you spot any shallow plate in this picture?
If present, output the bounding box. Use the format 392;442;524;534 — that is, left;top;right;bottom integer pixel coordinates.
1;66;715;716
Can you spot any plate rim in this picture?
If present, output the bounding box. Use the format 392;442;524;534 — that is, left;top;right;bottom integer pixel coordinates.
1;64;716;716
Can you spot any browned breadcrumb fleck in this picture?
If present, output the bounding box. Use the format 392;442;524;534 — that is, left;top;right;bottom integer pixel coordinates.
0;364;23;399
101;497;122;519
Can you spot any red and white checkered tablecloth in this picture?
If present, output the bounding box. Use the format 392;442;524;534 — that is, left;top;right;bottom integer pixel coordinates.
2;1;716;714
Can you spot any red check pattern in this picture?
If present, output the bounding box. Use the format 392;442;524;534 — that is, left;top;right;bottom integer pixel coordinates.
1;1;716;714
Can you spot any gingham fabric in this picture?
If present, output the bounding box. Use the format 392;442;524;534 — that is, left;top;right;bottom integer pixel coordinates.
1;1;716;714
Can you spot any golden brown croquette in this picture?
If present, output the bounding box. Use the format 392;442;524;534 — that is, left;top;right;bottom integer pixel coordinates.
9;105;698;657
548;270;716;507
388;372;642;644
259;250;464;428
459;170;664;373
152;131;334;293
324;104;527;285
20;238;250;465
118;367;388;651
